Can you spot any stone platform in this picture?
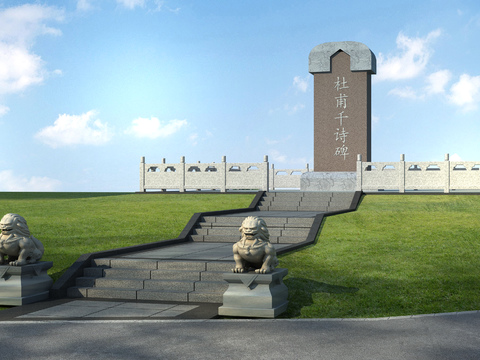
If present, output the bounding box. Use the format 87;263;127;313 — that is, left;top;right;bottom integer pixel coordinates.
0;261;53;306
218;268;288;318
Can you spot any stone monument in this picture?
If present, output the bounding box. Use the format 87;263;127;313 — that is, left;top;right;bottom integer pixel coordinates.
302;41;376;191
218;216;288;318
0;213;53;305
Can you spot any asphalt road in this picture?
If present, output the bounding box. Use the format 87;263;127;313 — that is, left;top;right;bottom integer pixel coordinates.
2;312;480;360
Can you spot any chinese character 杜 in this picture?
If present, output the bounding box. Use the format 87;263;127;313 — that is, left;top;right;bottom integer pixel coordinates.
334;76;349;91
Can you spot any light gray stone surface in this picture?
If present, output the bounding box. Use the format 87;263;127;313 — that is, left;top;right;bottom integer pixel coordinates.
309;41;376;74
0;261;53;306
301;172;357;191
218;268;288;318
2;313;480;359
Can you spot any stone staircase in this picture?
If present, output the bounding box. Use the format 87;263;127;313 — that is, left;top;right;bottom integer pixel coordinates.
65;191;357;304
68;258;234;303
257;191;355;212
189;215;314;244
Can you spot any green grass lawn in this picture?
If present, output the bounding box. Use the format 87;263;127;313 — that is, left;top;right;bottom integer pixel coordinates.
279;194;480;318
1;192;479;318
0;192;255;282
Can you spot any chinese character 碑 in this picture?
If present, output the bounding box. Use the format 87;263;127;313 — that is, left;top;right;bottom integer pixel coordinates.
334;145;349;160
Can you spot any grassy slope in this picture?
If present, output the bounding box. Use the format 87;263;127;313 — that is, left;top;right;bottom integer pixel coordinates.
0;192;255;282
279;194;480;318
1;192;479;318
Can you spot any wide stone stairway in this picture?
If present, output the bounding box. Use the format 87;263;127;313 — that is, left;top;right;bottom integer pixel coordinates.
66;192;357;304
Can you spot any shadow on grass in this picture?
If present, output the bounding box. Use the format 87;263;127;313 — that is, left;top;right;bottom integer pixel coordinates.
285;277;359;295
281;277;359;317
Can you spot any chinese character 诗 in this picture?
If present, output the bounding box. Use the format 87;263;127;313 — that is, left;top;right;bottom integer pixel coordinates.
334;127;349;143
334;76;349;91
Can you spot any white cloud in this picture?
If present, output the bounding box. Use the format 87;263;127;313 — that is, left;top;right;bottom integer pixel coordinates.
0;170;61;191
265;135;292;145
450;153;463;161
372;115;380;124
125;117;187;139
269;149;287;163
283;103;305;114
0;105;9;117
0;4;64;95
293;76;309;92
447;74;480;111
35;110;113;148
388;86;423;100
189;133;198;146
77;0;94;11
117;0;146;9
426;70;452;94
376;29;441;81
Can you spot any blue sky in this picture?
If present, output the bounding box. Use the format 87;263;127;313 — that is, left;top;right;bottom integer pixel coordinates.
1;0;480;191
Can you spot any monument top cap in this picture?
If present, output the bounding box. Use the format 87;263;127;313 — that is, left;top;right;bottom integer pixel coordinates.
309;41;376;74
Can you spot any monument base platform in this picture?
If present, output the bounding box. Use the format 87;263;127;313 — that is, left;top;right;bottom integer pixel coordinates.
218;268;288;318
301;172;357;192
0;261;53;306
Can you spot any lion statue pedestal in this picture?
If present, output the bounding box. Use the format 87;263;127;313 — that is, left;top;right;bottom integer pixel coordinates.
0;213;53;306
218;216;288;318
0;261;53;306
218;268;288;318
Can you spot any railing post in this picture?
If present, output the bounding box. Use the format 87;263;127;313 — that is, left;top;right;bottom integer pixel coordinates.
140;156;146;192
180;156;185;192
356;154;362;191
271;164;275;191
221;156;227;193
399;154;405;193
264;155;269;191
445;153;450;193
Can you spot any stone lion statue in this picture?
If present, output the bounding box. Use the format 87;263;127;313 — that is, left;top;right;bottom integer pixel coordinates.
232;216;279;274
0;213;44;266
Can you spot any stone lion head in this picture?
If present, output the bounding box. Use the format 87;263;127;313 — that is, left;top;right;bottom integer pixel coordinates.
0;213;31;237
239;216;270;242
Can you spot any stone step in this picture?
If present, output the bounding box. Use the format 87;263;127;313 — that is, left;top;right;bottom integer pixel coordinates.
205;261;235;271
103;268;152;279
75;276;97;287
201;271;228;281
190;234;240;242
95;277;145;289
192;227;310;237
194;281;228;292
144;279;194;291
191;234;306;244
71;286;227;303
188;291;223;303
151;269;201;281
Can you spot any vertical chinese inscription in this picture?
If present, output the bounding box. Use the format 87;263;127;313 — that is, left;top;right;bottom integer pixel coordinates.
333;76;350;160
312;50;372;171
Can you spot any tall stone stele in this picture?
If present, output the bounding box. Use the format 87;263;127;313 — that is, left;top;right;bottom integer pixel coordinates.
302;41;376;191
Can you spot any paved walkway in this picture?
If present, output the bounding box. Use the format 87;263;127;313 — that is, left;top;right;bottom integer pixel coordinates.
1;312;480;360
